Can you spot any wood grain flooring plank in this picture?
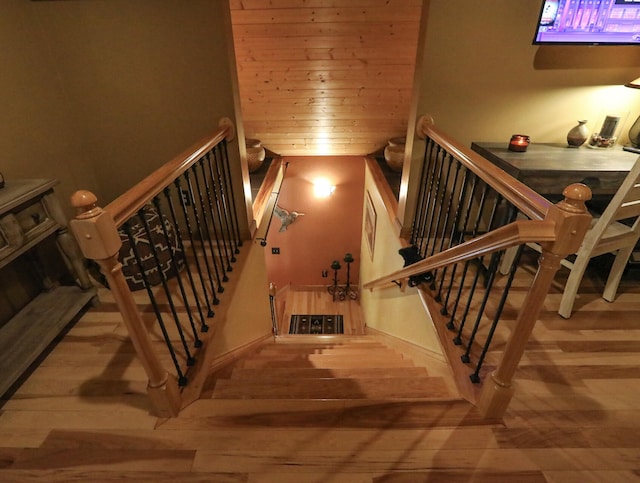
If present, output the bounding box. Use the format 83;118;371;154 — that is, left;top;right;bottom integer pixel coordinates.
543;470;640;483
372;471;548;483
7;448;195;472
38;427;502;452
0;471;248;483
191;448;640;473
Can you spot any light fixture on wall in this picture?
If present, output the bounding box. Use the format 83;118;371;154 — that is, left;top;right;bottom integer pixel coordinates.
624;76;640;151
313;178;336;198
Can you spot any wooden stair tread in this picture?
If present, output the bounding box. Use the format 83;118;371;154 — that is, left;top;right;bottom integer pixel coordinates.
169;399;491;430
244;348;405;361
274;335;378;344
239;356;416;369
257;344;390;354
212;376;452;400
230;366;430;380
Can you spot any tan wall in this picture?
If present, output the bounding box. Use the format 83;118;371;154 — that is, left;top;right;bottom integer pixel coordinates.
416;0;640;148
264;156;365;290
400;0;640;226
1;0;243;223
0;1;101;217
359;165;442;356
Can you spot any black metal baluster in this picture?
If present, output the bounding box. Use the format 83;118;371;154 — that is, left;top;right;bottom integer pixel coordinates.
154;194;205;342
431;157;460;296
460;250;501;363
198;156;231;274
411;138;435;247
469;245;524;383
184;170;223;301
219;140;243;249
122;219;188;387
174;177;217;316
448;180;490;333
191;165;227;286
445;172;481;330
453;184;500;346
435;161;465;303
421;145;446;258
415;140;440;254
210;149;235;267
164;184;209;331
441;169;478;317
429;152;454;258
138;204;196;366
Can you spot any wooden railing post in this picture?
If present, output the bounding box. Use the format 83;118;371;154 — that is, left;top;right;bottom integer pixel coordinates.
478;183;592;418
69;190;182;418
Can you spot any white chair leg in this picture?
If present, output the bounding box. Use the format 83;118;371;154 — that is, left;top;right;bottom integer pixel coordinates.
602;245;634;302
499;246;519;275
558;253;591;319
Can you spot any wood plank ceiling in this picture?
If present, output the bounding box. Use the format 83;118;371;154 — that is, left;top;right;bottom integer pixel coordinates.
229;0;422;157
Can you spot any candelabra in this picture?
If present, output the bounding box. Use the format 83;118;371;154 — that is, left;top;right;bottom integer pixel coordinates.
327;260;341;301
340;253;358;300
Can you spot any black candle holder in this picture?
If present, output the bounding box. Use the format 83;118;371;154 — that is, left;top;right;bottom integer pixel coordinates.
327;260;341;301
339;253;358;301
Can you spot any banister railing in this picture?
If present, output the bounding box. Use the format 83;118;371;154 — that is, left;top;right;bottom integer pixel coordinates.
70;122;241;417
365;122;592;418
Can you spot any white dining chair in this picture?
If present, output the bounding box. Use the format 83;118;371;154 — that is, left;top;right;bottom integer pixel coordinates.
556;155;640;318
500;155;640;318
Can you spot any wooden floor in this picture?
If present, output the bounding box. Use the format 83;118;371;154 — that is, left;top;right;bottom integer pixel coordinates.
280;285;365;335
0;255;639;481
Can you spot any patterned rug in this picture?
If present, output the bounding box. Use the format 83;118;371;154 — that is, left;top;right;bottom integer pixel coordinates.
289;314;344;335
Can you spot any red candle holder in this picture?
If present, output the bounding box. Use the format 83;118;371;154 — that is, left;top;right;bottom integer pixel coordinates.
508;134;530;152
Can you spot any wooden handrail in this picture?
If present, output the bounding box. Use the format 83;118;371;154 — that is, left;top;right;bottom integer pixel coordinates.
69;122;237;418
367;118;594;419
363;219;557;290
106;127;230;227
419;124;552;221
70;191;182;417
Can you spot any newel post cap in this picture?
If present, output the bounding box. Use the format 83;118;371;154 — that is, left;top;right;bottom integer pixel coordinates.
69;190;122;260
557;183;592;214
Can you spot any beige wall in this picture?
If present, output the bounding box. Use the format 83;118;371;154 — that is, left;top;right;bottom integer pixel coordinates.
1;0;243;222
208;240;273;358
359;165;442;356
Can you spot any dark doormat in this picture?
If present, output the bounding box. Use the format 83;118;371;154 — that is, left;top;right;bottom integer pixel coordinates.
289;314;344;335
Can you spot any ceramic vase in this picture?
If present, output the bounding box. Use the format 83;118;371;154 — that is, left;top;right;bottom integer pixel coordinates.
567;120;588;147
628;115;640;148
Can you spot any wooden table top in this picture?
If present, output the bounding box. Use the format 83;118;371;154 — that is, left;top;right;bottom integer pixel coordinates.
471;142;639;197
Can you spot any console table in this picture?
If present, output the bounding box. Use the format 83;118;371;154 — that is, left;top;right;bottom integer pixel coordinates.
471;142;639;199
0;179;96;397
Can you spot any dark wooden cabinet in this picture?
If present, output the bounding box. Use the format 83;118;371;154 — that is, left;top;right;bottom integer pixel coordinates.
0;179;97;397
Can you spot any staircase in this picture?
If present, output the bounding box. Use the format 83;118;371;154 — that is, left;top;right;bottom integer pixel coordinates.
211;336;453;401
158;335;505;479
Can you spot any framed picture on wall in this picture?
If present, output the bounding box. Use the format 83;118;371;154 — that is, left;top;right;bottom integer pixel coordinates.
364;191;376;260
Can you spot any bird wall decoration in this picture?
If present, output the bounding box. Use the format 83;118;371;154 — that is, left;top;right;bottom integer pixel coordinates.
274;205;304;232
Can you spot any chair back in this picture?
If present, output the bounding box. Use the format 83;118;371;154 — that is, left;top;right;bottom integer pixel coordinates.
590;155;640;238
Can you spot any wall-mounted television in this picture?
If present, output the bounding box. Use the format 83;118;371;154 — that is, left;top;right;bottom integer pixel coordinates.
533;0;640;45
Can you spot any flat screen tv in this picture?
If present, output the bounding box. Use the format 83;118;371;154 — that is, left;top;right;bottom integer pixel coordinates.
533;0;640;45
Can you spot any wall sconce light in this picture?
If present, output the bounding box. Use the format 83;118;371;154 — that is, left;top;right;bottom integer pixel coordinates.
313;178;336;198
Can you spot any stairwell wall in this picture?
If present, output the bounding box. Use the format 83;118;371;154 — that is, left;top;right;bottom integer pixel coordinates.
359;163;443;357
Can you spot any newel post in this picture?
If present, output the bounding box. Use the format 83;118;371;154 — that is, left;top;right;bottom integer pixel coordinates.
478;183;592;418
69;190;182;418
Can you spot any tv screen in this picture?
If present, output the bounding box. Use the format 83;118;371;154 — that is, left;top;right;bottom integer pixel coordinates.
533;0;640;45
